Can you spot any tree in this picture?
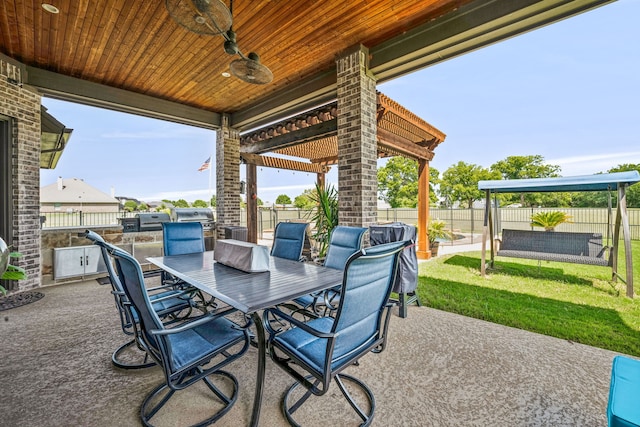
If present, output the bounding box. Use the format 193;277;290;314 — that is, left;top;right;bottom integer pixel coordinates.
137;202;148;211
572;164;640;208
439;161;499;208
491;155;561;206
608;164;640;208
275;194;291;206
123;200;138;212
377;157;440;208
174;199;189;208
294;188;316;209
192;199;208;208
210;195;217;207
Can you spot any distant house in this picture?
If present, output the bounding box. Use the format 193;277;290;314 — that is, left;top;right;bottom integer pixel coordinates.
41;177;120;213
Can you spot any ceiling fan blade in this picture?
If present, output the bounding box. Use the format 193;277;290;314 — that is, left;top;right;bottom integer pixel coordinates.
165;0;232;35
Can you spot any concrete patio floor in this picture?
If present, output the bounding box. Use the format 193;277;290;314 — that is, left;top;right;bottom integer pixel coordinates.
1;271;618;426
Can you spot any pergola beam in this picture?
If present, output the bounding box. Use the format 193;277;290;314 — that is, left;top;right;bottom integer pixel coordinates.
241;153;330;174
377;128;434;161
241;120;337;154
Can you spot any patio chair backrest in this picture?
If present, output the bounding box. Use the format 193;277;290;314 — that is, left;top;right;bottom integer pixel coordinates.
162;222;205;256
111;247;165;358
331;240;408;361
323;226;367;270
84;230;135;327
271;222;308;261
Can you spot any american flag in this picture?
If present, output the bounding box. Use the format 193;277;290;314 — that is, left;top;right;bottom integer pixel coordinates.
198;156;211;172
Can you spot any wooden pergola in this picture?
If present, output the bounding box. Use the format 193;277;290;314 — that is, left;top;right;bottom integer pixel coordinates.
240;92;446;259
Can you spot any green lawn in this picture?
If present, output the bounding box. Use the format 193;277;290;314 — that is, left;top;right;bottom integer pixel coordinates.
416;241;640;356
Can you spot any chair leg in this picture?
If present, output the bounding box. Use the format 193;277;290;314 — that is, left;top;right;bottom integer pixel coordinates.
140;370;239;427
282;374;375;427
335;374;375;426
111;339;156;370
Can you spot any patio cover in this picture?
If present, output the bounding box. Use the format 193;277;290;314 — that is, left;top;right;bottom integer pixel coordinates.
478;171;640;193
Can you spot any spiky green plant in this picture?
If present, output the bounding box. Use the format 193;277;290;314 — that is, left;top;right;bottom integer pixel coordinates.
307;183;339;258
428;219;454;244
530;211;573;231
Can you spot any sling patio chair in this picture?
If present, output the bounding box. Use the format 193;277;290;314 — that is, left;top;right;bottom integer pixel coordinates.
271;221;309;262
109;244;251;427
162;222;218;310
292;225;367;316
84;229;196;369
263;240;409;426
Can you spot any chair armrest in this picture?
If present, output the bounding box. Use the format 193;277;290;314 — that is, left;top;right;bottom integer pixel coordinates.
146;288;193;303
149;306;240;335
263;306;334;338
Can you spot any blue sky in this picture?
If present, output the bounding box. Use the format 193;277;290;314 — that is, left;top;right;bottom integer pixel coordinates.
40;1;639;205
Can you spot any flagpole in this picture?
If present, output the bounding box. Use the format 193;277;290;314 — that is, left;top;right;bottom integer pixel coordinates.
208;155;213;207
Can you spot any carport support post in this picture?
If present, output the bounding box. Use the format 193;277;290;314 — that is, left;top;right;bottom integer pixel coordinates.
336;45;378;235
216;114;241;239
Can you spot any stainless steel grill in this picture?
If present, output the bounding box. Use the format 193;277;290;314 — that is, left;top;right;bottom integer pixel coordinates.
136;212;171;232
170;208;215;229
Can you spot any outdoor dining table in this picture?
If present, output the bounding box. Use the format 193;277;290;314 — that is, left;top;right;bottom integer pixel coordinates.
147;250;344;427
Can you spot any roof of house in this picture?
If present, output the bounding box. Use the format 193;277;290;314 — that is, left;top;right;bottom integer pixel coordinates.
41;178;119;204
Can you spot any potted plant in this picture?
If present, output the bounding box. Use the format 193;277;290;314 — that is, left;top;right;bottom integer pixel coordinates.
428;219;453;257
530;211;572;231
0;237;27;295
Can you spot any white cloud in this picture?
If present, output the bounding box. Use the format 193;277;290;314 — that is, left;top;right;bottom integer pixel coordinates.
547;151;640;176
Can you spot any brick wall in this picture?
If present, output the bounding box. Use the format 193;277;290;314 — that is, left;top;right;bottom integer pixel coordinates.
0;59;42;291
336;45;378;230
215;113;241;238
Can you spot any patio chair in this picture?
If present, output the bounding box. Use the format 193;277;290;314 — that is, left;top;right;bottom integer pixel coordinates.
161;222;205;286
263;240;409;426
271;221;309;262
293;225;367;315
109;244;251;427
84;230;195;369
162;222;216;309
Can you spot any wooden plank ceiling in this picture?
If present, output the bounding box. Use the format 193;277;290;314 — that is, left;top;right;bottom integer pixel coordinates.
0;0;470;115
240;92;446;172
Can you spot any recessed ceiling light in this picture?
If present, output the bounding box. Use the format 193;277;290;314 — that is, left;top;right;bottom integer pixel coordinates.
42;4;60;14
221;72;231;78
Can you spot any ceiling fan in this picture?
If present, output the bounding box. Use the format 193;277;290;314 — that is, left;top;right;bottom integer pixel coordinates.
165;0;273;85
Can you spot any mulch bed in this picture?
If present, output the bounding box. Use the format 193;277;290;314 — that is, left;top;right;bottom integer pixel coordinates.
0;291;44;311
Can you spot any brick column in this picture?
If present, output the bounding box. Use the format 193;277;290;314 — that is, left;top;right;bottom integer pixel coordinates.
336;45;378;232
0;59;42;291
215;114;241;239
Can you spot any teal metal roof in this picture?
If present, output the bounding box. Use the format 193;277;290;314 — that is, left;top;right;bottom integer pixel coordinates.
478;171;640;193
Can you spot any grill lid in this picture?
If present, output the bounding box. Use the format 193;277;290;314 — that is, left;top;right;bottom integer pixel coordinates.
170;208;214;222
136;212;171;231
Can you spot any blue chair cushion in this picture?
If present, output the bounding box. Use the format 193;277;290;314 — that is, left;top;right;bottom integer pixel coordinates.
163;222;205;256
324;226;366;270
273;317;334;374
608;355;640;427
166;316;246;372
271;222;308;261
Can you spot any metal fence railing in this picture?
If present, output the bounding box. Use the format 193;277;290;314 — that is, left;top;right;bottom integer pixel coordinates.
42;207;640;241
